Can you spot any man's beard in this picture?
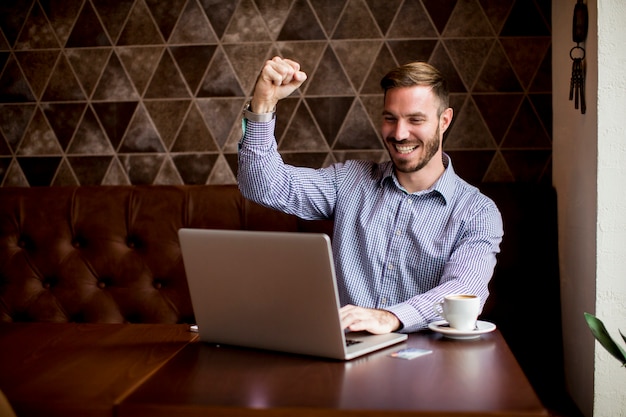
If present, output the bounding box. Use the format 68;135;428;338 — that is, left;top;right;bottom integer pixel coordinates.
390;125;441;173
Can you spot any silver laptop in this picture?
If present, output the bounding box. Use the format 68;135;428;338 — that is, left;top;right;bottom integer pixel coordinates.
178;228;407;360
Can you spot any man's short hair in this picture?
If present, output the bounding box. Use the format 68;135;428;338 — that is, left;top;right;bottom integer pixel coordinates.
380;62;450;116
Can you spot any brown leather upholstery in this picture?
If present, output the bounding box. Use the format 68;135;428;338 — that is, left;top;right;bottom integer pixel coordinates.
0;185;332;323
0;183;569;410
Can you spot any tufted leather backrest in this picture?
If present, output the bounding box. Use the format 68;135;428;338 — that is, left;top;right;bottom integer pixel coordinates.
0;185;333;324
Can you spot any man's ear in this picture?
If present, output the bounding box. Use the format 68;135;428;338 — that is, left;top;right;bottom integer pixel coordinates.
439;107;453;134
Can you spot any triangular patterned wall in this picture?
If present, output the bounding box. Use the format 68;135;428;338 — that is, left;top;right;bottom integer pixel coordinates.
0;0;552;186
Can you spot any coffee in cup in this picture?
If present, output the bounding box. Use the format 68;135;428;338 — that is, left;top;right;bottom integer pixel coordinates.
433;294;480;331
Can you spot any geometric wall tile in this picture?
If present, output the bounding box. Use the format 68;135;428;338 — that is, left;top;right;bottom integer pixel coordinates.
0;0;552;186
116;0;163;45
529;46;552;92
277;0;325;41
66;48;111;98
196;98;245;149
0;132;11;155
92;0;135;43
308;0;347;35
3;159;29;187
0;55;36;102
171;104;218;152
445;39;494;88
171;45;217;94
200;0;237;40
68;155;113;185
222;43;271;95
102;157;130;185
15;51;59;99
52;158;79;186
421;0;456;34
40;0;82;47
479;0;515;34
529;93;552;139
305;48;355;96
474;42;523;92
0;2;31;47
17;156;62;186
223;0;272;43
65;1;111;47
207;154;236;185
0;104;35;151
334;100;382;150
144;100;190;150
280;102;328;151
145;0;187;41
92;101;138;150
144;50;190;99
169;0;217;44
0;157;14;183
92;53;140;101
366;0;403;35
332;40;382;91
445;150;496;186
356;44;398;94
120;154;165;185
387;39;438;67
333;0;382;39
117;46;163;95
472;93;523;145
17;108;62;155
501;150;551;183
483;150;515;183
154;156;183;185
274;97;300;144
68;107;114;155
119;104;165;153
444;98;497;150
307;96;354;145
15;2;59;49
387;0;438;38
429;43;467;93
197;48;245;97
501;37;551;89
501;98;552;149
42;55;85;101
443;0;494;37
500;0;550;36
172;153;218;185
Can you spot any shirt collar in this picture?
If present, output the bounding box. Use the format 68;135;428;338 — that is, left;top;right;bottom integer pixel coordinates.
379;153;457;204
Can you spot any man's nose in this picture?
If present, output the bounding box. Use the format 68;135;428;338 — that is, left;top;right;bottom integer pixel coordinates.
393;120;410;141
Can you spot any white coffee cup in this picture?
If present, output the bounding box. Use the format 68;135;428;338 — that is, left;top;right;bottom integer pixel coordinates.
433;294;480;331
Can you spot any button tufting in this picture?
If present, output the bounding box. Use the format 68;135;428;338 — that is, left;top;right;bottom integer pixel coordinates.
97;280;106;289
153;280;163;289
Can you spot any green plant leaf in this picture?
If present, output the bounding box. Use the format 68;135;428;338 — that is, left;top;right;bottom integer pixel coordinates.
584;312;626;366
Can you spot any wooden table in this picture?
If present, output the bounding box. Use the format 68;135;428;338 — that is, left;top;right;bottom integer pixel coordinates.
117;330;548;417
0;323;198;417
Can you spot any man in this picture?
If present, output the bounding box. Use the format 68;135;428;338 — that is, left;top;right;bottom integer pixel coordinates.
238;57;503;334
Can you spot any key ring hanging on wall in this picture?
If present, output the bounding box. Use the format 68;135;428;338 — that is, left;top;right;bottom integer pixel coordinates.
569;0;588;114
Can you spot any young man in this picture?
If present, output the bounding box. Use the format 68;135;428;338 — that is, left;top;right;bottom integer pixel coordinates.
238;57;503;334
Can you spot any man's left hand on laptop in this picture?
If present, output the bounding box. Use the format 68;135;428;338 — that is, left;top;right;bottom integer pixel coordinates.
340;304;401;334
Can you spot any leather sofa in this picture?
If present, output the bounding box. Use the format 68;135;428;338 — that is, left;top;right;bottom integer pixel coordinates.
0;184;565;411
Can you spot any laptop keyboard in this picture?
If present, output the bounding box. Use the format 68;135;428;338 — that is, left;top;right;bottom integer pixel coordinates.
346;339;362;347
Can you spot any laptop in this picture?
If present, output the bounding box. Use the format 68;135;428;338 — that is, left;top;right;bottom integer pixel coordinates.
178;228;407;360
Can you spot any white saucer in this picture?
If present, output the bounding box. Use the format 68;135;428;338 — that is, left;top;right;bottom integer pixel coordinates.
428;320;496;340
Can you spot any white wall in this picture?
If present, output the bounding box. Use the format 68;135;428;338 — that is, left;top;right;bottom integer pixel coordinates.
552;1;626;416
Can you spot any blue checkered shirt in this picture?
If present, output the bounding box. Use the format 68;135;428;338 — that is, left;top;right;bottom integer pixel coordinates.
238;119;503;332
